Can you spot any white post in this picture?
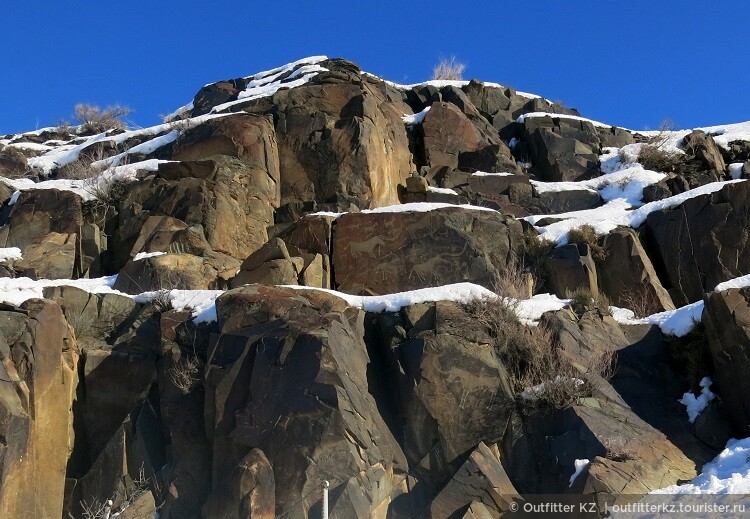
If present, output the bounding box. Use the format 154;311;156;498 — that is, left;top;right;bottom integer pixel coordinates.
322;480;330;519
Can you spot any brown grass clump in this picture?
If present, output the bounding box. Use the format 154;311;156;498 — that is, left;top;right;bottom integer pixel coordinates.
567;225;607;261
567;287;611;318
466;295;614;410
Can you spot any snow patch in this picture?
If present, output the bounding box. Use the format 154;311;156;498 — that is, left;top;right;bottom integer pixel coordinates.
520;376;584;401
0;275;121;307
402;106;430;125
133;251;167;261
426;186;458;195
517;111;624;130
0;247;22;261
652;436;750;494
729;163;745;180
679;377;715;423
569;459;591;487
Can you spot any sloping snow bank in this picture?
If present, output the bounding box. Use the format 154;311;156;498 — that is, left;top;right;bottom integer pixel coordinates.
612;272;750;337
653;437;750;494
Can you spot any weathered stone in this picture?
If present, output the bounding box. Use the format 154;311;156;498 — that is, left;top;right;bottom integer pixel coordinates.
645;181;750;306
0;146;29;178
14;231;76;279
702;287;750;435
537;189;602;213
429;442;518;518
333;206;525;294
546;243;598;298
202;448;275;519
0;300;79;519
683;130;726;174
114;252;238;293
371;301;516;481
421;102;517;173
522;115;601;181
597;228;674;313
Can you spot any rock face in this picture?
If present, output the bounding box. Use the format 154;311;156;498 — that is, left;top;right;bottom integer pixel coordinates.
1;56;745;518
645;182;750;306
333;207;525;294
597;228;675;313
0;300;79;519
702;288;750;436
0;189;82;279
209;285;409;518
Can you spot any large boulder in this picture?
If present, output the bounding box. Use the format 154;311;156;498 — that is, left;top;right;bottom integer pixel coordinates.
114;116;280;275
596;228;674;313
332;206;525;295
521;115;602;181
702;287;750;436
546;243;599;298
420;102;518;173
0;189;83;279
231;214;335;289
644;181;750;306
0;300;79;519
207;285;408;517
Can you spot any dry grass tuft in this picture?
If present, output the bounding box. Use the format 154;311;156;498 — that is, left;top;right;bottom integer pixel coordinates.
432;56;466;80
567;225;607;261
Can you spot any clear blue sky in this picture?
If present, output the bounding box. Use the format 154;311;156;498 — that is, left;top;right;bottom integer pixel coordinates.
1;1;748;134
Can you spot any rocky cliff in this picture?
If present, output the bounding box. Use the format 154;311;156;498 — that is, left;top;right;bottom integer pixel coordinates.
1;56;749;518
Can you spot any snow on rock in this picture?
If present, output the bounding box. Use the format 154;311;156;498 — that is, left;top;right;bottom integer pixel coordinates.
611;272;750;337
426;186;458;195
0;275;121;307
1;159;169;202
133;251;167;261
514;293;570;325
471;171;515;177
0;247;22;261
569;459;591;487
517;111;624;130
308;202;498;220
714;275;750;292
728;163;744;180
402;106;430;125
135;289;224;324
679;377;716;423
209;56;329;113
282;282;568;324
527;180;745;245
362;202;497;215
652;436;750;494
698;121;750;149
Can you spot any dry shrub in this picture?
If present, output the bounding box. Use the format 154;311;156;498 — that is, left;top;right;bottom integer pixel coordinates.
432;56;466;80
568;287;611;318
618;282;662;318
74;103;132;133
169;354;202;394
638;144;685;173
602;436;638;462
567;224;607;261
520;229;555;293
72;465;152;519
466;296;613;410
494;253;535;299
